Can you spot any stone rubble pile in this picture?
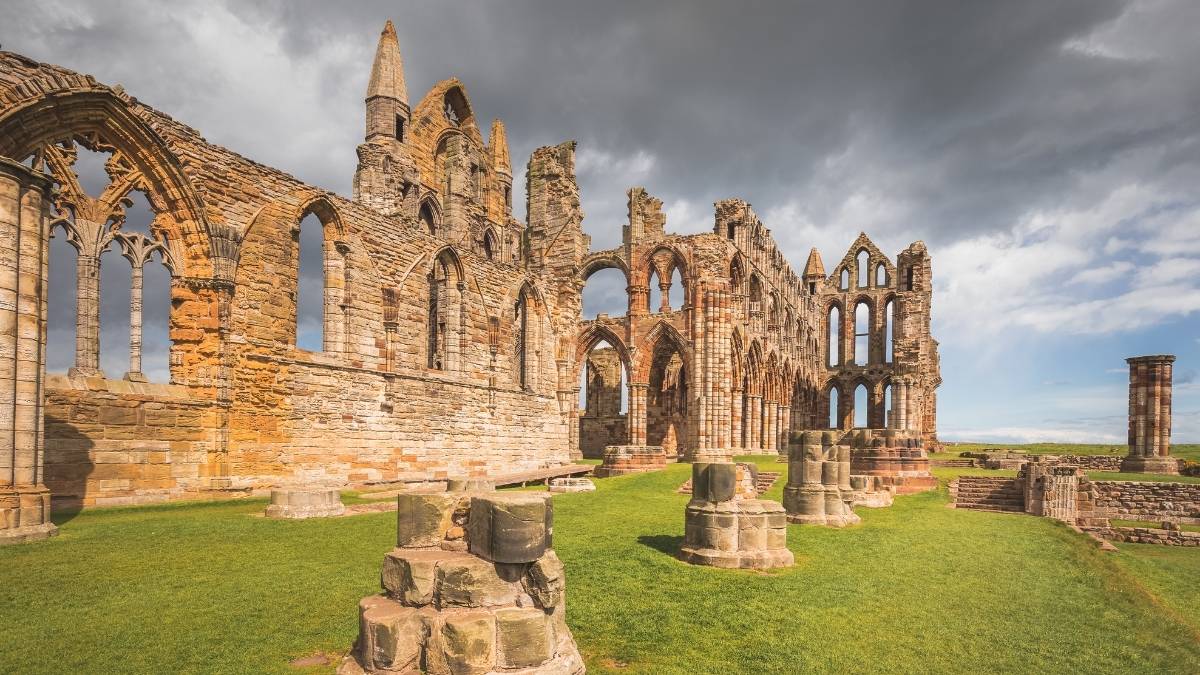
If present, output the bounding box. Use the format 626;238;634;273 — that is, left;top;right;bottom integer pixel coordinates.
339;491;584;674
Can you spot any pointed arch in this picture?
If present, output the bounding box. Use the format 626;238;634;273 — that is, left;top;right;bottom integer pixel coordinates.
0;89;214;278
632;319;690;382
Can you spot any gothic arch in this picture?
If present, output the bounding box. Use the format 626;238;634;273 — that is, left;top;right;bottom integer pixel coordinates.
574;322;632;375
0;89;213;278
578;252;629;283
632;319;690;382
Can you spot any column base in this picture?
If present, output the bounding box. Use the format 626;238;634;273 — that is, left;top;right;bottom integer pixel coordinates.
68;366;104;379
1119;456;1180;475
123;370;148;383
0;522;58;545
1;486;58;545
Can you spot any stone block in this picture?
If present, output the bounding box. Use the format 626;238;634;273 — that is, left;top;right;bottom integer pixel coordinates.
495;607;552;669
356;595;424;672
381;549;441;606
467;493;551;564
440;611;495;675
396;493;456;548
547;477;595;493
435;553;519;608
523;550;566;610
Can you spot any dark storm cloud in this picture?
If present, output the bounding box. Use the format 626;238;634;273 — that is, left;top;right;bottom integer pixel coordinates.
9;0;1198;253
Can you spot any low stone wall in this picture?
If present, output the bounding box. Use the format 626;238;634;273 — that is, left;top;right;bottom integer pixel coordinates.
1091;481;1200;524
972;453;1124;472
1085;526;1200;547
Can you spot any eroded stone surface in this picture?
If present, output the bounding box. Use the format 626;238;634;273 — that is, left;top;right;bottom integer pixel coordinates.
679;462;793;569
341;490;582;674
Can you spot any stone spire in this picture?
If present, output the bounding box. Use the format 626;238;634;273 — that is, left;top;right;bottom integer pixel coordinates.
355;20;419;215
803;248;825;278
367;20;408;105
490;119;511;177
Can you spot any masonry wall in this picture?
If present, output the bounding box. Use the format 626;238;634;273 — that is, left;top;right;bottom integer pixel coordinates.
43;376;220;508
1091;481;1200;524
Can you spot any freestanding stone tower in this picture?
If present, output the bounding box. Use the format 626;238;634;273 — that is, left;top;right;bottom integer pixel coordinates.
1121;355;1178;475
0;158;57;545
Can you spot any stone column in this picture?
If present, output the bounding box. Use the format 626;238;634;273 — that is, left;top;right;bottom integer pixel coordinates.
747;395;762;450
628;383;648;445
0;157;57;544
777;404;791;458
127;261;144;379
1121;355;1178;474
71;252;102;377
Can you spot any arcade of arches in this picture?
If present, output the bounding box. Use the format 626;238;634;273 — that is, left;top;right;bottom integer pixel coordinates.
0;22;939;530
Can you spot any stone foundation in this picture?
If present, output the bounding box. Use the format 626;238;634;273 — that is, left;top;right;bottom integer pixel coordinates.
593;445;666;478
547;478;595;494
1118;456;1180;475
846;429;936;494
1084;525;1200;547
783;431;861;527
679;462;793;569
264;488;346;519
340;492;584;674
847;475;895;508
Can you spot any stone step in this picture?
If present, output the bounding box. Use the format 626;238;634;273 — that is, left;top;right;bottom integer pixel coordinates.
955;503;1025;513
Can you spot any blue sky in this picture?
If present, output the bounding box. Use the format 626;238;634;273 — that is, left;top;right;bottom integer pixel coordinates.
6;0;1198;443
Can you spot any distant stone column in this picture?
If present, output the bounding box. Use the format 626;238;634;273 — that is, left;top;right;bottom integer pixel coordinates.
1121;355;1178;475
0;157;57;544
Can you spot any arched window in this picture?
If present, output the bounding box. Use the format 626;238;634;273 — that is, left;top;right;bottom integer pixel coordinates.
727;223;736;239
885;299;895;363
876;263;887;287
582;267;627;319
884;383;894;428
420;202;437;235
840;268;849;290
427;251;463;371
38;139;175;381
854;384;868;428
857;250;869;287
828;387;839;428
854;301;870;366
827;305;840;367
514;291;528;387
648;268;663;314
482;229;497;260
296;212;324;352
904;266;914;291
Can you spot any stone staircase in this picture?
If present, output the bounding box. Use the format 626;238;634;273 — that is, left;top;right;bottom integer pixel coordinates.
931;458;976;468
678;471;780;495
950;476;1024;513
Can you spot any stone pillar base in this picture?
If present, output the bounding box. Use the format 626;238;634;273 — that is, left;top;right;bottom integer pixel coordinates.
548;478;595;493
340;493;585;675
264;488;346;519
0;522;58;545
594;445;666;477
0;487;58;545
1119;456;1179;475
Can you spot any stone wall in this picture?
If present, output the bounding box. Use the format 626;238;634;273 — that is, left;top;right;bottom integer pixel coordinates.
1091;481;1200;524
1084;526;1200;547
44;376;219;508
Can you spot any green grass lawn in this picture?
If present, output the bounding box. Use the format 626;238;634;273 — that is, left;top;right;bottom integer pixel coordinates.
943;442;1200;463
2;462;1199;674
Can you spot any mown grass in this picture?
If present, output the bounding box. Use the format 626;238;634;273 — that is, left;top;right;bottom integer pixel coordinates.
1;461;1198;674
942;442;1200;463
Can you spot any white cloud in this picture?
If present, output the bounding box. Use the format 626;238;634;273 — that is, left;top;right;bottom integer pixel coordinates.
941;425;1124;444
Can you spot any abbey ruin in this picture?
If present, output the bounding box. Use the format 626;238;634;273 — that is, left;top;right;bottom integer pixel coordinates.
0;21;940;534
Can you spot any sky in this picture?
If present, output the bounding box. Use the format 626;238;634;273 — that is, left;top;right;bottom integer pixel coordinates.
3;0;1198;443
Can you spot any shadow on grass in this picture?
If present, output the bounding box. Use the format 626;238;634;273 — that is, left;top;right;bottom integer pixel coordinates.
637;534;683;557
